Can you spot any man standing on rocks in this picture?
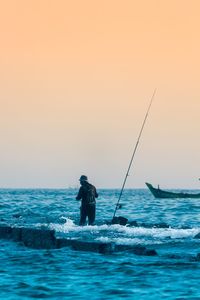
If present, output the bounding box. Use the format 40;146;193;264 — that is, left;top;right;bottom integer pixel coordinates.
76;175;98;226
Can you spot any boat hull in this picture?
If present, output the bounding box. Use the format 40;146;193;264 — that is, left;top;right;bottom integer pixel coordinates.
146;182;200;199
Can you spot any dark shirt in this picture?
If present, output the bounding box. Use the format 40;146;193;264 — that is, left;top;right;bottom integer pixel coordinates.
76;182;98;206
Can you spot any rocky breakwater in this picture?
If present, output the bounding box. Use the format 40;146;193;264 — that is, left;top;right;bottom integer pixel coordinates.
0;225;157;255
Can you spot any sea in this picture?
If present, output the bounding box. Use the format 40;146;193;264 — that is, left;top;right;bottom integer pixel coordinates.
0;188;200;300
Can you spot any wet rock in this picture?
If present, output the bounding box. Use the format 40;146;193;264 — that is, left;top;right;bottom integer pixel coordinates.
0;225;12;239
56;239;158;256
115;244;135;252
189;256;198;262
166;254;182;259
112;216;128;226
118;245;158;256
140;222;169;228
153;223;169;229
58;218;68;224
131;245;147;255
99;243;115;254
128;220;138;227
140;223;151;228
71;240;115;254
181;225;191;229
12;227;22;241
115;244;147;255
0;225;158;256
21;228;56;249
144;249;157;256
194;232;200;239
114;244;146;255
57;239;115;254
196;253;200;261
56;238;75;248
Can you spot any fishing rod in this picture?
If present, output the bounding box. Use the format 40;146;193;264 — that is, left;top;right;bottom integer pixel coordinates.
112;89;156;223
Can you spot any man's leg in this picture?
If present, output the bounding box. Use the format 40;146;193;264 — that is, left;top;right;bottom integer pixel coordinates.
79;206;87;226
88;205;96;225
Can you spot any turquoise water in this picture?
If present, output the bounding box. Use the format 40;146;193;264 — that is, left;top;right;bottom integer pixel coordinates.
1;188;200;299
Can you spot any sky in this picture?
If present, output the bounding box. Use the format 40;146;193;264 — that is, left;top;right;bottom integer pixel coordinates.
0;0;200;189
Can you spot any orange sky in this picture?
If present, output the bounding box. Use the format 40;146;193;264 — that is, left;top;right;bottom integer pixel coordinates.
0;0;200;188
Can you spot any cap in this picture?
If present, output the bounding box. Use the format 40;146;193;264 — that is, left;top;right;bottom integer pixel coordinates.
79;175;88;182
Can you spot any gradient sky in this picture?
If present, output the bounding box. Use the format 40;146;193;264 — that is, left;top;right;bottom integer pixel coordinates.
0;0;200;188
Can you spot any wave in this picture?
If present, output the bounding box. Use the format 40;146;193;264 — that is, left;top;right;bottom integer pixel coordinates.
49;218;200;246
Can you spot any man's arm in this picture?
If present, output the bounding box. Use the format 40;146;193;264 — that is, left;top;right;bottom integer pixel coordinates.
76;187;83;200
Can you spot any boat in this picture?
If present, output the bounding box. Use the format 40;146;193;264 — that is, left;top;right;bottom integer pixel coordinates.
145;182;200;199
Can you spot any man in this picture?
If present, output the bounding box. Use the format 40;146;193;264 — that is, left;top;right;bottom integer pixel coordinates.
76;175;98;226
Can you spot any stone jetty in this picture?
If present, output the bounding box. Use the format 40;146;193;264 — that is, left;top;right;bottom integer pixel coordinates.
0;225;157;255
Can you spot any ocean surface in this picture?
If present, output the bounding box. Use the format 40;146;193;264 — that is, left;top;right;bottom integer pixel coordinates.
1;188;200;299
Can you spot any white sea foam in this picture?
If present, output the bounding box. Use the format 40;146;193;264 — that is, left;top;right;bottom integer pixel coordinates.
49;217;76;233
96;236;151;245
49;218;200;241
112;226;200;241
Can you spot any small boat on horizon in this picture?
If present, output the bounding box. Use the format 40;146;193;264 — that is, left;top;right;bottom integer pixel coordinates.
146;182;200;199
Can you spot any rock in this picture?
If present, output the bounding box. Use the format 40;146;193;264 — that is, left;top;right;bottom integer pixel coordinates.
115;244;147;255
0;225;12;239
196;253;200;261
57;238;115;254
166;254;182;259
115;244;158;256
99;243;115;254
71;240;115;254
57;239;115;254
112;216;128;226
144;249;157;256
21;228;56;249
153;223;169;229
115;244;135;252
0;225;158;256
181;226;191;229
12;227;22;241
194;232;200;239
56;238;74;248
128;220;138;227
131;245;147;255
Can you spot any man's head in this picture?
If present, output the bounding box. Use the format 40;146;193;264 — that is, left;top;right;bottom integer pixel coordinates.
79;175;88;185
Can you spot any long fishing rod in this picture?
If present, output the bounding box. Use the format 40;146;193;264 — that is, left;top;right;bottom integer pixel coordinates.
112;89;156;221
